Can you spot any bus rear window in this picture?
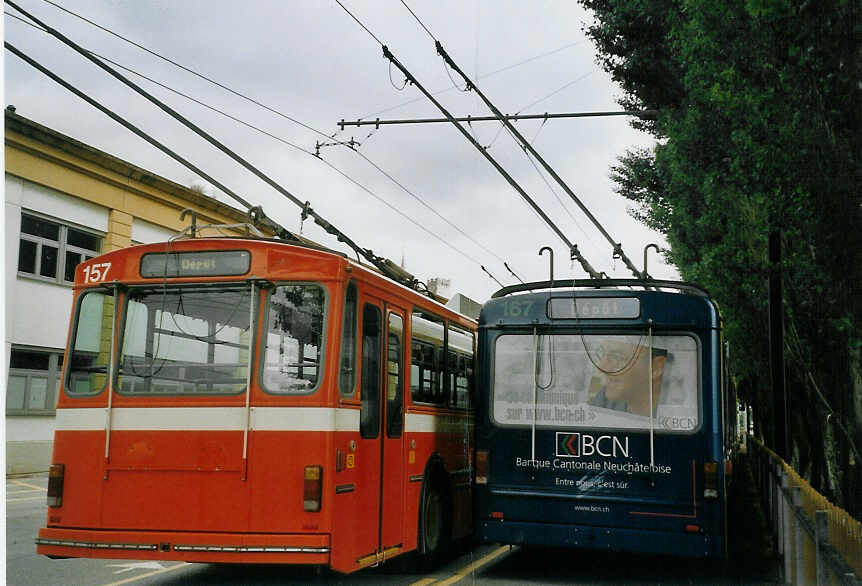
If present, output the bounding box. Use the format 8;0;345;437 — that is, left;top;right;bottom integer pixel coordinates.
492;334;700;432
66;289;115;396
117;286;252;395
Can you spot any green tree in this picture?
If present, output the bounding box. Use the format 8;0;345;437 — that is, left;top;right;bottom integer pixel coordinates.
580;0;862;515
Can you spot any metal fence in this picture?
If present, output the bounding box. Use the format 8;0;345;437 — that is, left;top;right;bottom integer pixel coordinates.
750;437;861;585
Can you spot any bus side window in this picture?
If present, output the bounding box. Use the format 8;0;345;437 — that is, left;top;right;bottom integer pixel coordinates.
360;304;381;439
410;340;433;403
435;347;446;405
425;346;443;403
447;323;475;410
453;355;471;409
464;355;474;409
339;282;358;397
410;341;422;401
410;310;446;406
447;350;458;406
386;313;403;437
427;344;440;402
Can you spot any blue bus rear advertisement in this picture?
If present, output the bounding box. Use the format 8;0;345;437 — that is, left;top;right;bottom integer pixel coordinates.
474;282;728;558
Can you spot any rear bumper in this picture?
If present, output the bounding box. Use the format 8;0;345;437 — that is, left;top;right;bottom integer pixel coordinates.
478;519;724;558
37;527;330;565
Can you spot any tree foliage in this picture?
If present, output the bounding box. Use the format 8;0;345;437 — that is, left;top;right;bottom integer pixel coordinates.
580;0;862;515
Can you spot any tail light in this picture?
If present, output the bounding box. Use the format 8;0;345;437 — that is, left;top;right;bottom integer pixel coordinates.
475;450;489;485
47;464;64;508
303;465;322;512
703;461;718;499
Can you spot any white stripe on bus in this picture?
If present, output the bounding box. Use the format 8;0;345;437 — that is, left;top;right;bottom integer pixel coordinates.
55;407;469;433
405;412;474;434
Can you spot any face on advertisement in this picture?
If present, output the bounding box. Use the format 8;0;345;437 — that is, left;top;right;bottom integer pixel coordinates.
600;342;667;416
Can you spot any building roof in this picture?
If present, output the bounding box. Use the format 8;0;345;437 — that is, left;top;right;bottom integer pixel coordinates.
4;106;261;227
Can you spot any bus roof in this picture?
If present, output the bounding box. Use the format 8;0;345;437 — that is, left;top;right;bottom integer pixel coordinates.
491;279;711;299
76;237;477;327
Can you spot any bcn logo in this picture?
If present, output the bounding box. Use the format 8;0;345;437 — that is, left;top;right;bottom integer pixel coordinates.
555;432;630;458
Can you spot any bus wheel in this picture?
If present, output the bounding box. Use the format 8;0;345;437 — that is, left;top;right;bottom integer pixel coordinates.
419;476;449;568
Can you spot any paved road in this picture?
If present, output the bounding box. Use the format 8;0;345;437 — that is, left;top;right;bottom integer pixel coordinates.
6;473;779;585
6;473;509;586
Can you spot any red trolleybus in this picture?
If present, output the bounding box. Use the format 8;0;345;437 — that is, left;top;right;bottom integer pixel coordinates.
36;236;476;573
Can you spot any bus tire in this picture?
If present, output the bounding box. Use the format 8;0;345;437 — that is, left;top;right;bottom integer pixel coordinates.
418;473;450;569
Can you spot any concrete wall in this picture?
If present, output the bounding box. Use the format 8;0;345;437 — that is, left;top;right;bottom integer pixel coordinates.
6;417;55;475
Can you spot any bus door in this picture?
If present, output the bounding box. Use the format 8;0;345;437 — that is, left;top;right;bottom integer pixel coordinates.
356;300;406;567
381;306;405;554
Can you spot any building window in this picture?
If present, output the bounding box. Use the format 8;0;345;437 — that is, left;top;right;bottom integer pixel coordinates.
7;348;64;415
17;213;102;284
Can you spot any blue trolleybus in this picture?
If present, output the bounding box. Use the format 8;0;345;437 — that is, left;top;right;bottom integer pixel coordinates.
474;280;729;558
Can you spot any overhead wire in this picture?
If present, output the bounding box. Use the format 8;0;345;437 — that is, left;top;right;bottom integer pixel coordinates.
442;57;471;92
348;148;511;266
395;0;604;258
519;70;598;113
361;39;586;119
504;262;524;284
481;265;504;289
7;3;511;286
398;0;595;267
483;120;509;150
4;40;285;239
480;40;585;80
25;0;515;279
13;1;591;251
388;61;409;90
423;14;597;248
6;11;322;158
336;0;602;279
4;15;489;274
314;155;488;268
497;80;597;243
7;0;420;287
400;0;467;99
399;0;435;41
36;0;347;143
333;0;385;46
529;117;547;143
521;144;590;240
28;0;564;279
429;32;644;279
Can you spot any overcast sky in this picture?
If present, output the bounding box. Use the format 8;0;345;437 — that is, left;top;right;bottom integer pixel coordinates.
4;0;677;302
